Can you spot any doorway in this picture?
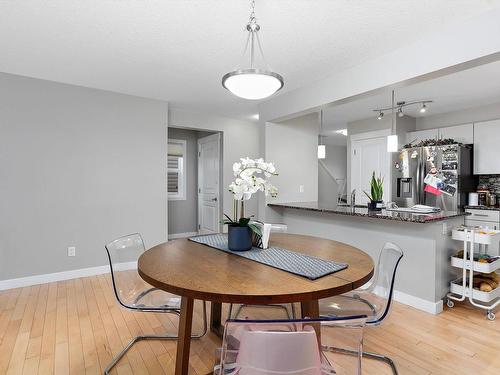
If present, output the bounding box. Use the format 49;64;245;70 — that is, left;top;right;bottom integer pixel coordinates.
167;128;222;239
350;133;391;205
197;133;222;234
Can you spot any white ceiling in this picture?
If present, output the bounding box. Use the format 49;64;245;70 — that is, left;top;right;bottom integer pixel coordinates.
0;1;498;122
321;59;500;132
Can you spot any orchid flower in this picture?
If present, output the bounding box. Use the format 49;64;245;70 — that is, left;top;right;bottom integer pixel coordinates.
229;157;278;201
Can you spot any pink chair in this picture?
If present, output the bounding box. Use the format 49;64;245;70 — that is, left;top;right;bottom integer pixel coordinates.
215;316;367;375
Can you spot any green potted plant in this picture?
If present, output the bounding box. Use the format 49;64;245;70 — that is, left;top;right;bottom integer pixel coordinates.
222;157;278;251
364;172;384;212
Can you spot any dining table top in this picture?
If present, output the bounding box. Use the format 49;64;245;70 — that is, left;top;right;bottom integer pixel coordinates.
138;233;374;304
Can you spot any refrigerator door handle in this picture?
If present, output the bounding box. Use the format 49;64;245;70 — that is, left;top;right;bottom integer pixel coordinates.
420;155;426;205
416;157;421;205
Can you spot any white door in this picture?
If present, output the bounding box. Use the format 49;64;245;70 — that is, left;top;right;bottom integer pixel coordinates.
351;137;390;205
198;133;221;234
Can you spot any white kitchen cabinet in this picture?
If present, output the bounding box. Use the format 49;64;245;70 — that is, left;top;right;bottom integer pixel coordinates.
406;124;473;145
406;128;439;145
439;123;473;144
473;119;500;174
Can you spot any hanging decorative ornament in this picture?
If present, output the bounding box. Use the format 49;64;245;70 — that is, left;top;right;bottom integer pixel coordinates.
222;0;284;100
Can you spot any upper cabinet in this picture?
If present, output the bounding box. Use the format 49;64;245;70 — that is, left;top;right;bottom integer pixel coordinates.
473;119;500;175
406;128;439;144
406;124;473;145
439;123;474;144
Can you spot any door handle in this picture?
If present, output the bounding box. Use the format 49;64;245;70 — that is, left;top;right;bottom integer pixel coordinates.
211;197;218;202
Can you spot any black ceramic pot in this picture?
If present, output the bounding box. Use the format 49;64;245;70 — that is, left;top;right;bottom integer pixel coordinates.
367;200;383;212
228;225;253;251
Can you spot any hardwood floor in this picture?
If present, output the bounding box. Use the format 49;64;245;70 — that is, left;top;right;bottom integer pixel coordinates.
1;274;500;374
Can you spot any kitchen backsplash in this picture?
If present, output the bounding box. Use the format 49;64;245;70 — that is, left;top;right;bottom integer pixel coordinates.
478;175;500;193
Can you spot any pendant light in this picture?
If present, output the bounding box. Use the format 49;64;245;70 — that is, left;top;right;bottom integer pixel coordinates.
387;90;398;153
222;0;284;100
318;109;326;159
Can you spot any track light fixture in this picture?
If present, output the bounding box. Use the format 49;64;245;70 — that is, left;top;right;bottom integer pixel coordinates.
373;99;432;120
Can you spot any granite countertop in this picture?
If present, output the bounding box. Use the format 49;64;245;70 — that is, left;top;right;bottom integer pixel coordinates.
268;202;468;224
464;205;500;211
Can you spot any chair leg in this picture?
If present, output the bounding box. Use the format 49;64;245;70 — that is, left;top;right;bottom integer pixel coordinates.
104;301;208;374
290;303;297;319
363;350;398;375
323;346;398;375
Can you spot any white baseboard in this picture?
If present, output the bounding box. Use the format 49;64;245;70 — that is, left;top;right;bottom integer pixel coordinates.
393;290;443;315
168;231;198;240
0;261;137;291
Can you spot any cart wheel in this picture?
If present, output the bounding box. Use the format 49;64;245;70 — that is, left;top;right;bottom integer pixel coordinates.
487;311;496;321
446;299;454;308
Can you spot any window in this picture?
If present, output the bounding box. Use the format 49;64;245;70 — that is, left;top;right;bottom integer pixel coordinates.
167;139;187;200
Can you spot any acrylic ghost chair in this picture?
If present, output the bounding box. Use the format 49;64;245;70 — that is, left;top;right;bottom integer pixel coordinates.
319;242;404;375
214;315;367;375
104;233;208;374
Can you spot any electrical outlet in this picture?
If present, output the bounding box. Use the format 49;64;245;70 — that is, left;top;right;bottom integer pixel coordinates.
67;246;76;257
299;185;304;193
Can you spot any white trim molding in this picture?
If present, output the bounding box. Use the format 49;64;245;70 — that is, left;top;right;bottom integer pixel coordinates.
0;261;137;291
393;290;443;315
168;231;198;240
350;128;391;141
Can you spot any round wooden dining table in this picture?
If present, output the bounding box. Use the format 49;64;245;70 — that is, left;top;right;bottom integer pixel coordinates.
138;233;374;375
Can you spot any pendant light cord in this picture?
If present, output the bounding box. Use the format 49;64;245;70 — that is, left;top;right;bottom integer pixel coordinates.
391;90;395;135
320;109;324;145
234;0;272;71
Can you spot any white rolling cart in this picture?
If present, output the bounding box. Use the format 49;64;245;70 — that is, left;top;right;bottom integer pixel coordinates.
446;227;500;320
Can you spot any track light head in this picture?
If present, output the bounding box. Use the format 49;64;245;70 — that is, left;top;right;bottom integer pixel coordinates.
397;107;404;117
420;103;427;113
377;111;384;120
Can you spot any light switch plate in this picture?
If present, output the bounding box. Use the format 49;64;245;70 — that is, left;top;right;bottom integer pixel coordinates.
68;246;76;257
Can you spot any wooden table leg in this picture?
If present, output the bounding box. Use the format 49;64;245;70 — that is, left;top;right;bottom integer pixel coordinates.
175;296;194;375
210;302;224;338
301;300;319;318
301;300;321;343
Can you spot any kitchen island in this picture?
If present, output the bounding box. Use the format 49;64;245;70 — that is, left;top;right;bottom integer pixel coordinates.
267;202;469;314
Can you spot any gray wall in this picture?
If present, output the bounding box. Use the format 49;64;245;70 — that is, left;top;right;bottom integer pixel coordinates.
167;128;199;235
318;145;347;205
266;113;319;204
0;73;168;281
416;100;500;130
169;108;261;221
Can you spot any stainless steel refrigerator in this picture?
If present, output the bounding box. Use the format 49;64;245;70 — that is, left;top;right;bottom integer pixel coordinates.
391;144;475;211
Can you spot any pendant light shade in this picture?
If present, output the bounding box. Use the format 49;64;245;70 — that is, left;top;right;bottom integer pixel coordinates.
318;144;326;159
222;69;284;100
222;0;284;100
387;134;398;153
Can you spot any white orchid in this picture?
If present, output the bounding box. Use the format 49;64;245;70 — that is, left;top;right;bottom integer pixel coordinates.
229;157;278;200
